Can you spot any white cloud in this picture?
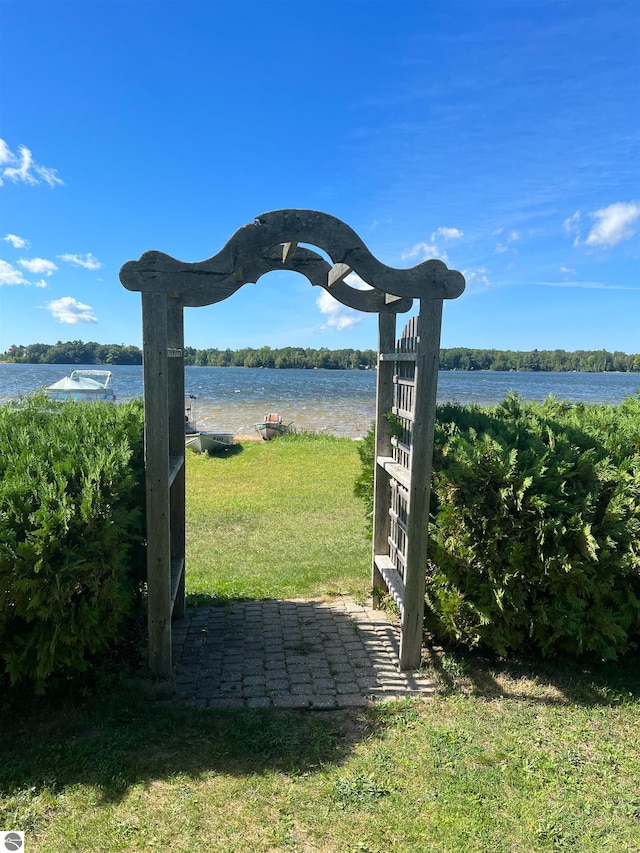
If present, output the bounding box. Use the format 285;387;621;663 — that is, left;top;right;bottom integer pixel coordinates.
0;259;29;286
58;252;103;270
34;279;48;289
316;290;361;331
0;139;13;167
46;296;98;324
564;202;640;249
433;226;463;240
584;201;640;248
401;224;463;265
0;139;63;188
3;233;28;249
18;257;58;276
560;266;576;276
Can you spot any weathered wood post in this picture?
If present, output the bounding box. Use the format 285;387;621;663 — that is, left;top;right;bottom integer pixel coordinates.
167;299;186;621
141;291;173;675
398;298;443;669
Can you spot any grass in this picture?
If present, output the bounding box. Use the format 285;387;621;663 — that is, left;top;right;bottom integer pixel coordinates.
1;434;639;852
185;433;371;601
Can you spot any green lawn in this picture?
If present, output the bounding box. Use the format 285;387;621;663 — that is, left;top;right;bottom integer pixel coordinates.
1;435;639;852
185;433;372;601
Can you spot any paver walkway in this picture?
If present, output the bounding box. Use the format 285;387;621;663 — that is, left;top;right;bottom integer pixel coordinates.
172;597;435;709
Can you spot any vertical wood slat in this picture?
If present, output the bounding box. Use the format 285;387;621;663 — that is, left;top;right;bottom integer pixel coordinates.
399;298;444;670
142;291;173;677
372;312;396;602
167;299;186;620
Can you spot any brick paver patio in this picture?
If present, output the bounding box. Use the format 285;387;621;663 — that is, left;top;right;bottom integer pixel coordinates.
172;597;435;709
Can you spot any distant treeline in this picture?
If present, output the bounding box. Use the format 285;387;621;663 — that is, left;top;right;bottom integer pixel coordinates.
2;341;639;372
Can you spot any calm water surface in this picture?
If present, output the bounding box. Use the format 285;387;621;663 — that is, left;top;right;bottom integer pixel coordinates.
1;363;638;438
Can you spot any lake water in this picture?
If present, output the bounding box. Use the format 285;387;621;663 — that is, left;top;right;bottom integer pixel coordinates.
1;363;638;439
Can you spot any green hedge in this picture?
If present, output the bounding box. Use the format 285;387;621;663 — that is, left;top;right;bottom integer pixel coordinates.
356;394;640;659
0;395;145;692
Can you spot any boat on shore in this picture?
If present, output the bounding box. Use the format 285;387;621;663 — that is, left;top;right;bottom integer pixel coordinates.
45;369;116;402
185;394;233;453
254;413;293;441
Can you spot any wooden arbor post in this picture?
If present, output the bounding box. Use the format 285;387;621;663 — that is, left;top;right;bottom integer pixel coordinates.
372;300;443;669
120;210;465;677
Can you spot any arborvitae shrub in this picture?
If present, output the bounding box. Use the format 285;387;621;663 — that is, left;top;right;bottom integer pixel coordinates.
356;393;640;659
0;395;145;691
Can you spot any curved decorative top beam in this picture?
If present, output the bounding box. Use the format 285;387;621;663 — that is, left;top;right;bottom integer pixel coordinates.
180;245;413;313
119;209;465;307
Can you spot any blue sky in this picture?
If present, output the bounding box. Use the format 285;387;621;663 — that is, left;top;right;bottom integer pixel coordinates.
1;0;638;355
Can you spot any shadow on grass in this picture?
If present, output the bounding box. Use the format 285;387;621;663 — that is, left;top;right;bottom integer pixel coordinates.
3;600;638;809
0;598;389;807
0;677;368;807
425;638;640;706
187;442;244;459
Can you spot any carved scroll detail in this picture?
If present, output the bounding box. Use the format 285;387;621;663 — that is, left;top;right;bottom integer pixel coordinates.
119;209;465;310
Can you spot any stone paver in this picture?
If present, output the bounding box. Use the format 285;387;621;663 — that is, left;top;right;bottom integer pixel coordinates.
172;598;435;709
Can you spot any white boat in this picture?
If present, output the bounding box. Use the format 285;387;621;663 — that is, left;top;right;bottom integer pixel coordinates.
45;369;116;401
254;413;293;440
185;395;233;453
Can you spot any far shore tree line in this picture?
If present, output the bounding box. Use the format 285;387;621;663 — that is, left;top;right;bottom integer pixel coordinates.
2;340;639;372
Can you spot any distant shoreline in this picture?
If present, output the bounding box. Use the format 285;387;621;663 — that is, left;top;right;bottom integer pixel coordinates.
3;362;639;375
1;341;639;376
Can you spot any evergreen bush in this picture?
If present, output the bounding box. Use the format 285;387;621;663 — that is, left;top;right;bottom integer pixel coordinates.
0;395;145;691
355;394;640;659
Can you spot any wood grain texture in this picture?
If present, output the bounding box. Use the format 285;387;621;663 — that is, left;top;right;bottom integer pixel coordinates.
120;209;465;306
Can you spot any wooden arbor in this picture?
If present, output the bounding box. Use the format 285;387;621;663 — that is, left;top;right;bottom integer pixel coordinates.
119;210;465;676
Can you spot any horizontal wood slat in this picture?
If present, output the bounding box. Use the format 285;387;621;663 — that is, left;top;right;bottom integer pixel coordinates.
388;507;409;536
391;405;413;422
377;455;411;490
390;436;411;455
379;351;417;362
374;555;405;614
168;455;183;487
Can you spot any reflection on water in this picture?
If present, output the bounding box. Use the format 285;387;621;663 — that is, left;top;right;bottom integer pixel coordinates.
1;363;638;439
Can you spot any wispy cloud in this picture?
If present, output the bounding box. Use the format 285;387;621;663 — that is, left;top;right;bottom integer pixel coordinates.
58;252;103;270
530;280;637;290
564;201;640;249
18;257;58;276
401;225;464;265
401;241;442;262
494;228;520;254
0;139;63;188
461;267;491;291
46;296;98;324
3;233;28;249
